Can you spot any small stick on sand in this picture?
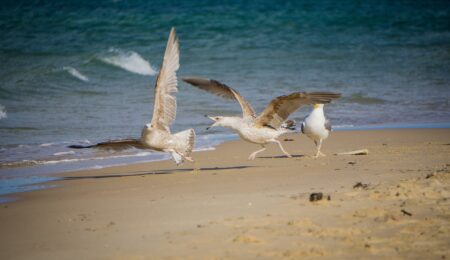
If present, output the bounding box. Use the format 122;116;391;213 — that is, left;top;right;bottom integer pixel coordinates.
336;149;369;156
401;209;412;216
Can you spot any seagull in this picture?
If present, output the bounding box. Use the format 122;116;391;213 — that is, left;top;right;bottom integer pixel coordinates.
140;27;195;165
69;27;195;165
182;77;341;160
301;103;336;158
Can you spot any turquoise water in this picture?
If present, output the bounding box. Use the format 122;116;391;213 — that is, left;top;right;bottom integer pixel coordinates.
0;1;449;196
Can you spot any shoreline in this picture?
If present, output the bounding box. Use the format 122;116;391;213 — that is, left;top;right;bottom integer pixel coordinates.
1;123;449;201
0;128;449;259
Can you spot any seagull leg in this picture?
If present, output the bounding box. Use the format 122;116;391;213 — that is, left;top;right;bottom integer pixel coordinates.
191;159;200;174
180;154;198;173
312;140;318;158
273;140;292;158
169;150;183;165
248;145;266;160
314;139;325;158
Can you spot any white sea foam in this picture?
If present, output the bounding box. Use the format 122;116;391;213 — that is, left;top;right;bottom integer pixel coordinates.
100;48;157;76
134;151;153;157
63;66;89;82
1;151;159;168
0;105;7;120
333;124;355;129
53;151;75;156
40;143;56;147
193;147;215;152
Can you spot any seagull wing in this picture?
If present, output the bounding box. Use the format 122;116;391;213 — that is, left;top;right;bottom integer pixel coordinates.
182;77;256;118
150;27;180;132
325;119;332;131
255;92;341;129
69;139;145;150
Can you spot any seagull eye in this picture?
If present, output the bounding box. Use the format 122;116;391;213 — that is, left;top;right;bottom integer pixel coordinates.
215;117;219;120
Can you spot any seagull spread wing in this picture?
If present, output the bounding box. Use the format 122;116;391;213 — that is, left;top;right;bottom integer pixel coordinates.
68;139;145;150
150;27;180;132
182;77;256;118
255;92;341;129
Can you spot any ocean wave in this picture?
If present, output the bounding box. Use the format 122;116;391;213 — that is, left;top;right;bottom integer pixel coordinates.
40;143;56;147
99;48;157;76
0;150;156;169
53;151;75;156
63;66;89;82
0;105;7;120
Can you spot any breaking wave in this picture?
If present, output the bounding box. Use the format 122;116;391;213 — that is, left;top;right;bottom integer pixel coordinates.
63;66;89;82
99;48;157;76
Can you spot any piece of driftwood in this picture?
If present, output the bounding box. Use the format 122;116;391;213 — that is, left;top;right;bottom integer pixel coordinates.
336;149;369;156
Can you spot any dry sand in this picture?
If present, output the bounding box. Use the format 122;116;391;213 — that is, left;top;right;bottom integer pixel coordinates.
0;128;449;259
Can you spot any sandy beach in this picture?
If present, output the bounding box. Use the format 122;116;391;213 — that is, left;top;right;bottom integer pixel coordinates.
0;128;449;259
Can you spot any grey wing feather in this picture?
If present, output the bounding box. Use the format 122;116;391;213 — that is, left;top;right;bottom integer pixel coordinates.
182;77;235;100
151;27;180;132
69;139;144;150
325;119;332;131
255;92;341;129
182;77;256;118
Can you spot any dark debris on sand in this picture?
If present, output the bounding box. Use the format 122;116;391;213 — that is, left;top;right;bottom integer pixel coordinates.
309;193;331;202
353;182;370;190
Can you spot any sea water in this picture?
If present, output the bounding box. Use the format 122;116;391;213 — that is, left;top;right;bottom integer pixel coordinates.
0;0;449;197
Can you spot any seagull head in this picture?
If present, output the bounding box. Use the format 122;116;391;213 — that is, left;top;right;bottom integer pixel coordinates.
205;115;224;130
313;104;324;109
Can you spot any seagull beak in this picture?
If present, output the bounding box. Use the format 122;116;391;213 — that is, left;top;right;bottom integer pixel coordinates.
206;116;218;130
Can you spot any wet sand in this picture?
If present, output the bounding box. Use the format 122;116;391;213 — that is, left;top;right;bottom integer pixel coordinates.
0;128;449;259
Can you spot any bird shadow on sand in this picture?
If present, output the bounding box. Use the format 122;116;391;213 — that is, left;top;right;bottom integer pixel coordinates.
62;166;255;181
258;154;304;159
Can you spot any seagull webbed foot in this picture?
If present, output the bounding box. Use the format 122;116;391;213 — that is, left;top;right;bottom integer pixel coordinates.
313;152;326;158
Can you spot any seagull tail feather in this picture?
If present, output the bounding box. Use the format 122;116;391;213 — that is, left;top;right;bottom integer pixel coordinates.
174;128;196;159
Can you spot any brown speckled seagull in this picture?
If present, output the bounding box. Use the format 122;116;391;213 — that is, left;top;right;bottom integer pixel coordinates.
140;27;195;165
183;77;340;160
69;27;195;165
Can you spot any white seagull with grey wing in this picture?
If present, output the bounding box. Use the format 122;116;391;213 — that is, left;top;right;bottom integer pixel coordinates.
301;103;336;158
183;77;341;160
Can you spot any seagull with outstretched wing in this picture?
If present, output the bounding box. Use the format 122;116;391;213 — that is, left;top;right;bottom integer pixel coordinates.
140;27;195;165
69;27;195;165
183;77;340;160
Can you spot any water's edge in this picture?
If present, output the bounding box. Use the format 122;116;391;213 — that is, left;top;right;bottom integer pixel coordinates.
0;123;449;203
